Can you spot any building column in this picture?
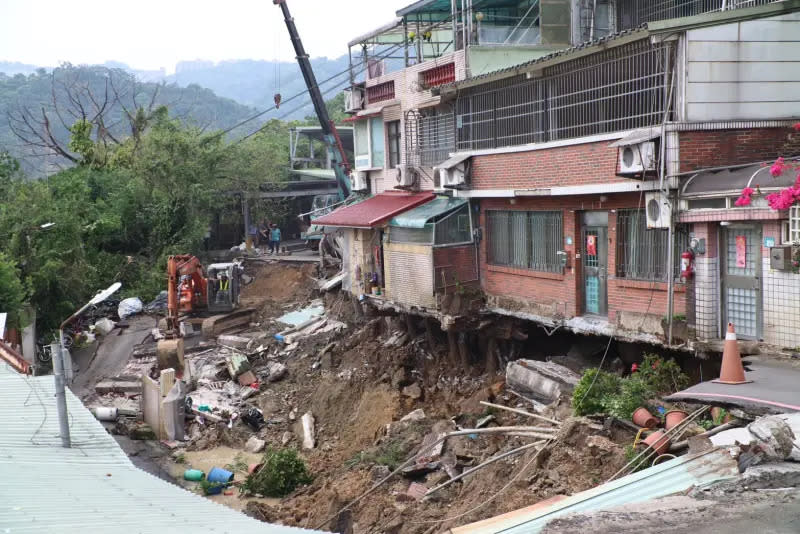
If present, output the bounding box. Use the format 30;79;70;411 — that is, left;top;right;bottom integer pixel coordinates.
691;222;719;340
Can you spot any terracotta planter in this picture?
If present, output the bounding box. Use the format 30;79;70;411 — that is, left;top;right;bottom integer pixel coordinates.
643;430;671;455
632;407;658;429
664;409;688;430
248;463;263;476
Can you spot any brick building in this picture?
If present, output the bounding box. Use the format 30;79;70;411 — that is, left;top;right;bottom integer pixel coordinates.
325;0;800;353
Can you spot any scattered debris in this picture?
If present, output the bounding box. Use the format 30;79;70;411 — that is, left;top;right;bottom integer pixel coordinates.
506;359;581;402
400;409;426;422
118;297;143;319
301;412;316;449
245;436;267;454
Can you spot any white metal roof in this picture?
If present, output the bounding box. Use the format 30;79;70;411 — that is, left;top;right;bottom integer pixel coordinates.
0;363;326;534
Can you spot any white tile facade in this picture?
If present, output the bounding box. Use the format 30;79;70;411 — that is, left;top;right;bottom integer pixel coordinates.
762;257;800;348
694;256;719;340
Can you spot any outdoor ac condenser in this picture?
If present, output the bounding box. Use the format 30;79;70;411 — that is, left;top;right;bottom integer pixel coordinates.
396;165;416;187
350;170;368;191
344;88;363;113
619;141;656;174
645;191;671;229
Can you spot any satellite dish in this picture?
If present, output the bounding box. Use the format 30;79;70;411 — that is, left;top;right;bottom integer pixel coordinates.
89;282;122;305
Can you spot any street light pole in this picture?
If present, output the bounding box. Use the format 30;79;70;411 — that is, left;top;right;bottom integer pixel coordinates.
55;282;121;448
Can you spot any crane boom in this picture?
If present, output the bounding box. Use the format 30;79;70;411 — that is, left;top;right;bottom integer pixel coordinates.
273;0;351;200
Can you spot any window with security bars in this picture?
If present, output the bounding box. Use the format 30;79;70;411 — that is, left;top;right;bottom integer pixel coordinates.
616;209;689;281
487;210;563;273
434;204;472;245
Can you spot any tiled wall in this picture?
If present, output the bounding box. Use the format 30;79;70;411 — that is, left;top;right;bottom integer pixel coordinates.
693;257;719;340
763;259;800;348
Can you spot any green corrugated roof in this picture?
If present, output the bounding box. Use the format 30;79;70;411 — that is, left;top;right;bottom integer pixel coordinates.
389;196;467;228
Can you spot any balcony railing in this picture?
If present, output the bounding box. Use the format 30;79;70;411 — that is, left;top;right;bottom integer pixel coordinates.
366;81;395;105
616;0;784;30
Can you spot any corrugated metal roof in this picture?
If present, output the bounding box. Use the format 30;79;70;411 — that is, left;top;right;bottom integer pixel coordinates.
390;196;467;228
314;191;435;228
448;448;739;534
0;363;326;534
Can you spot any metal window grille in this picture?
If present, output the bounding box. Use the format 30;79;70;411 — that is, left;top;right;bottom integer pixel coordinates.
366;81;395;104
456;39;672;150
434;204;472;245
487;210;563;273
616;0;782;30
405;109;456;167
420;63;456;89
616;209;689;281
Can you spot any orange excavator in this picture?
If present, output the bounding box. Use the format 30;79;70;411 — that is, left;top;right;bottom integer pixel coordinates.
157;255;249;373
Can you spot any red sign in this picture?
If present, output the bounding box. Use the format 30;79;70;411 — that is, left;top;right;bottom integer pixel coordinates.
587;235;597;256
735;235;747;268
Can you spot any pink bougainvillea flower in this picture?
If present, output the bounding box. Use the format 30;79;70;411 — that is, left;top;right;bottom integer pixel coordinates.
735;195;752;207
741;187;754;196
793;122;800;132
770;163;785;177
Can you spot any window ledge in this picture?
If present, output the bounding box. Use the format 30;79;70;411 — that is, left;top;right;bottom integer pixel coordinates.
488;264;565;280
612;278;686;292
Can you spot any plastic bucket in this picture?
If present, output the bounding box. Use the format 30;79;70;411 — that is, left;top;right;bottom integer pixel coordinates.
183;469;205;482
632;407;658;429
206;467;234;495
92;407;119;421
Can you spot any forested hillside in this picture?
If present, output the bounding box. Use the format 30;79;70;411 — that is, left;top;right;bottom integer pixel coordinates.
0;64;264;175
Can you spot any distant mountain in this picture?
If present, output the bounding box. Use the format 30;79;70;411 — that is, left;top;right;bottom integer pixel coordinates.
0;65;263;176
0;61;44;76
167;56;351;120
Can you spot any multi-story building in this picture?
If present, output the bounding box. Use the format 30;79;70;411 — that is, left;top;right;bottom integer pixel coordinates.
318;0;800;354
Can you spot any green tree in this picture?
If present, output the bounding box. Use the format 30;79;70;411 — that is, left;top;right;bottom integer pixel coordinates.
0;253;25;327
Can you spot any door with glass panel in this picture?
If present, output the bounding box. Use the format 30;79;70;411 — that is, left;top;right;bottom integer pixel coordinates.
722;225;762;340
582;211;608;316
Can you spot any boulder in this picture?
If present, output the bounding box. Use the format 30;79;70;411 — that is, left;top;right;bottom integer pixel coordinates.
266;362;288;382
506;359;580;403
402;383;423;400
245;436;266;454
400;409;426;422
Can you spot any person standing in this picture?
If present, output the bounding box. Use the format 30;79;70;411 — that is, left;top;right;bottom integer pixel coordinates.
270;223;282;255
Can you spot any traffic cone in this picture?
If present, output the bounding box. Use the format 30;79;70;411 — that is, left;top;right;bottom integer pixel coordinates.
713;323;752;384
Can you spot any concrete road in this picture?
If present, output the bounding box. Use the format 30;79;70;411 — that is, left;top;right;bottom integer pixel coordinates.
69;314;156;398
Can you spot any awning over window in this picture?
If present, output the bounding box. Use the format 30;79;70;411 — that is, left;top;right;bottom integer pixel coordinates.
390;196;467;228
314;191;435;228
682;163;795;196
436;153;471;170
609;127;661;147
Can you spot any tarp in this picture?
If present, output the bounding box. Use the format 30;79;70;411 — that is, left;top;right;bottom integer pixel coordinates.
390;196;467;228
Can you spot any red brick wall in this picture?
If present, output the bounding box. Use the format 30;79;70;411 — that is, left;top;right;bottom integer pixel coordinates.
679;127;800;173
479;194;685;330
433;244;479;293
470;140;628;190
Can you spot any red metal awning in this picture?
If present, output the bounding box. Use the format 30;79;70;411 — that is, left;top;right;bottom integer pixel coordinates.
314;191;435;228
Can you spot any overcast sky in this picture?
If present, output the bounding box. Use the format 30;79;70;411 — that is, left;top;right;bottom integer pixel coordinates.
0;0;398;72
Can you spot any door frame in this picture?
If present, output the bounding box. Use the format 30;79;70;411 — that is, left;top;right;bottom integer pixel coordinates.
720;223;762;340
581;211;609;317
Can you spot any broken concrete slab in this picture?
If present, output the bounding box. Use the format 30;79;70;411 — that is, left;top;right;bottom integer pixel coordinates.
400;409;426;422
266;362;287;382
226;353;251;379
402;382;423;400
506;359;580;403
301;412;316;449
218;335;252;350
245;436;266;454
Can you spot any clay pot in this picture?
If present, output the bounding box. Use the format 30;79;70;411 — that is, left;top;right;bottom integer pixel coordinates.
664;409;688;430
632;407;658;429
643;430;671;455
248;463;264;476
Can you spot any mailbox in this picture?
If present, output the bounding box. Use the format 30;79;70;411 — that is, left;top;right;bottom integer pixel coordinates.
770;245;793;271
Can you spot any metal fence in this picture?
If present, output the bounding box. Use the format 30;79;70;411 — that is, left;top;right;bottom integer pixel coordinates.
487;210;563;273
616;0;783;29
616;209;690;281
405;109;457;167
456;39;672;150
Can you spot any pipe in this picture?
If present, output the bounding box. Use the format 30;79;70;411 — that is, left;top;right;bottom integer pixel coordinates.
479;401;560;426
424;440;545;498
52;339;71;448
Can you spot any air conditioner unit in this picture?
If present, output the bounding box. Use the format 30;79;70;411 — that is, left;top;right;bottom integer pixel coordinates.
619;141;656;175
432;166;446;191
350;170;368;191
396;165;416;187
443;166;466;188
645;192;671;229
344;88;364;113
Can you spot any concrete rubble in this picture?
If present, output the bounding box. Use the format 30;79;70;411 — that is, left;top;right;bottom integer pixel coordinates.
506;359;581;402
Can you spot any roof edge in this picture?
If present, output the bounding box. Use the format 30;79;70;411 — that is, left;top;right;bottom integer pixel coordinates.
648;0;800;34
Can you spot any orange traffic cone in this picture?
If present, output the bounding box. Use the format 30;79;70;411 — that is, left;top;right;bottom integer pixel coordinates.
713;323;752;385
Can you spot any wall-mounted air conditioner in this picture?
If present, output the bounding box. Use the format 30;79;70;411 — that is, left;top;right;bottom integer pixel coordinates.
344;88;364;113
350;170;368;191
396;165;416;187
619;141;656;175
433;165;467;189
645;192;671;229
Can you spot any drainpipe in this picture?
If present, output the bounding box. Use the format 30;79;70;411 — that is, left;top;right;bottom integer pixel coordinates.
666;197;675;346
